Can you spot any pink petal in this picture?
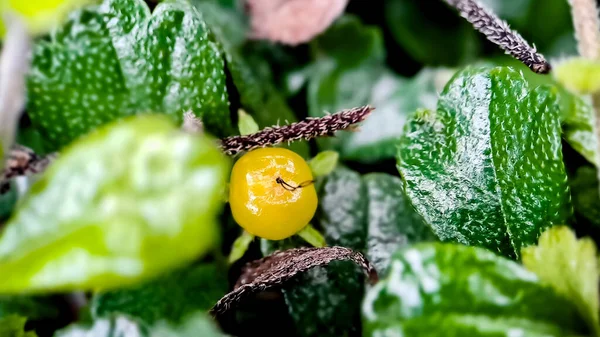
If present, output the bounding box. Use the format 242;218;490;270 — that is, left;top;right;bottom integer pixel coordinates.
245;0;349;45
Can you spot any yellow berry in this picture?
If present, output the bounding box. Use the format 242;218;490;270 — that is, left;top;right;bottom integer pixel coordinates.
229;147;318;240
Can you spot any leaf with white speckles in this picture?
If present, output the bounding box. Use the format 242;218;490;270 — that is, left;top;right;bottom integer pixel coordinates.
397;66;572;259
260;167;436;337
0;114;230;293
362;243;587;337
27;0;232;151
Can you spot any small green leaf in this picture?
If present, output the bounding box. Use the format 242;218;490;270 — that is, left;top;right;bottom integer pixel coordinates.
522;226;600;336
91;263;227;325
296;224;326;248
237;109;259;136
562;95;598;167
0;295;60;321
228;231;254;264
570;166;600;227
308;151;339;177
554;57;600;94
0;315;36;337
0;114;230;293
362;243;587;337
27;0;232;151
55;311;224;337
397;66;572;258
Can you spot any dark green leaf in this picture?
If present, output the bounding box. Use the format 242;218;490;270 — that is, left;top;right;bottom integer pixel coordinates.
262;168;434;336
91;263;228;325
55;311;224;337
385;0;480;65
0;115;230;292
193;1;309;157
397;66;572;258
0;295;60;321
27;0;232;151
362;243;587;337
0;315;37;337
570;166;600;227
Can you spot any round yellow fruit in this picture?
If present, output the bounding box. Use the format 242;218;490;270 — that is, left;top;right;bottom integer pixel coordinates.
229;147;318;240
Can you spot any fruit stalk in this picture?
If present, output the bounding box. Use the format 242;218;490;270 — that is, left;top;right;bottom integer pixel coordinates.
443;0;550;74
568;0;600;196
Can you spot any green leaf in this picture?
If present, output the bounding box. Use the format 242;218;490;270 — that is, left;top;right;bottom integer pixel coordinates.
308;151;339;178
227;230;254;264
340;67;454;163
0;295;60;320
296;224;326;248
193;1;309;157
91;263;227;325
385;0;480;65
237;109;259;136
262;168;435;336
55;311;224;337
27;0;232;151
0;315;37;337
0;114;230;293
362;243;587;337
522;226;600;336
397;66;572;258
555;57;600;94
570;166;600;227
562;95;598;167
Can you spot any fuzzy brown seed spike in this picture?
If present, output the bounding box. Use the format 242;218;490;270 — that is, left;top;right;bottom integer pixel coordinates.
220;106;374;156
1;145;57;194
211;246;378;316
443;0;551;74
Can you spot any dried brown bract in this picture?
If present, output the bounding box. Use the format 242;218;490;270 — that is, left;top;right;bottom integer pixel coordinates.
443;0;551;74
220;105;373;156
245;0;348;45
211;246;378;315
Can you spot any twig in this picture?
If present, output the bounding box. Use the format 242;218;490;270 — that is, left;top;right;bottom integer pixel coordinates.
568;0;600;195
0;15;31;160
443;0;550;74
211;246;378;316
0;106;374;192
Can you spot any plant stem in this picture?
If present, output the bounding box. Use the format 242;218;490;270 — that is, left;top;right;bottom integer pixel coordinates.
568;0;600;199
443;0;550;74
0;15;31;165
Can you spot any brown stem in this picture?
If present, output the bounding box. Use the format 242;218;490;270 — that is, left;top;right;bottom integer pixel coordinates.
443;0;550;74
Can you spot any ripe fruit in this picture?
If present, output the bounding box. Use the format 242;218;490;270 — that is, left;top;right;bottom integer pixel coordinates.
229;147;318;240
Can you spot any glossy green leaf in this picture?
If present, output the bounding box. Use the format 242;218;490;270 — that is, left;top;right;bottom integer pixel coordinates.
55;311;224;337
397;66;572;258
262;168;435;336
522;226;600;336
385;0;480;65
308;151;339;178
0;315;37;337
0;115;230;293
91;263;227;325
193;1;309;157
362;243;587;337
27;0;232;151
570;166;600;227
